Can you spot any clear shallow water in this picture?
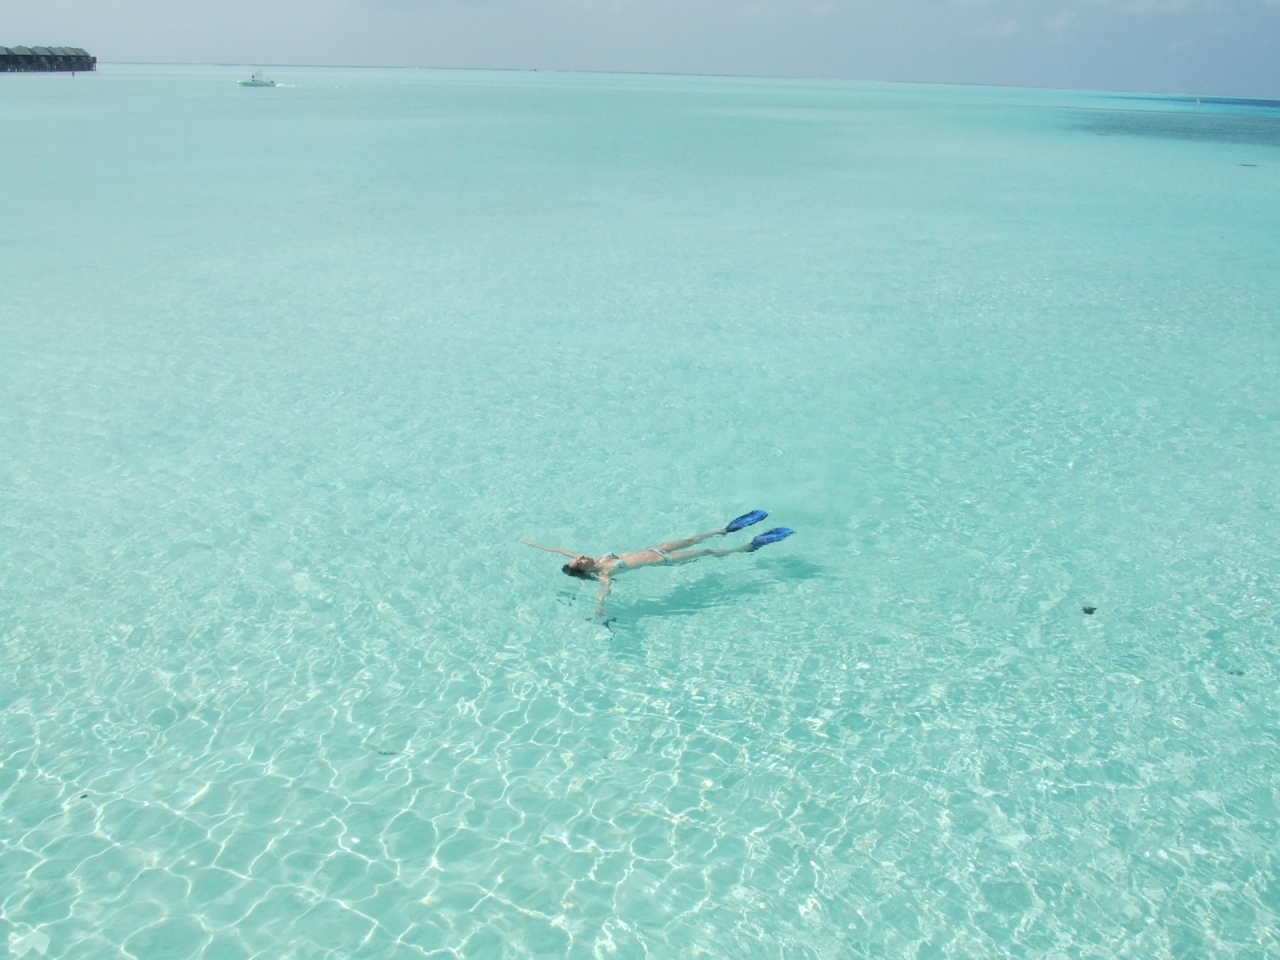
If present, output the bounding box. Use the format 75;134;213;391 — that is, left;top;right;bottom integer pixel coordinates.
1;64;1278;960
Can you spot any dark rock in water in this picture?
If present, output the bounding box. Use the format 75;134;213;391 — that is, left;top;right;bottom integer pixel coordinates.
1082;606;1097;615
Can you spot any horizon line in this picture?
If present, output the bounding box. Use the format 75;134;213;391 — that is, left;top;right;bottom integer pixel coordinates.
85;60;1279;103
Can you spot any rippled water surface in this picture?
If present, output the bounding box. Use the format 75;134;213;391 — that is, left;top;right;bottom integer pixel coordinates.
2;65;1279;960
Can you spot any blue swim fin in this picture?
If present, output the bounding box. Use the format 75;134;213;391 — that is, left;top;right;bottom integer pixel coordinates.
748;527;794;551
725;509;768;533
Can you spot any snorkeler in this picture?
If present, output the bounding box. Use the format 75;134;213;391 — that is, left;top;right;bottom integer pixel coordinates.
523;510;794;620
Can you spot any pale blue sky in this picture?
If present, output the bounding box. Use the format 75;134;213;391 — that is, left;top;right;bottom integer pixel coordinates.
6;0;1279;96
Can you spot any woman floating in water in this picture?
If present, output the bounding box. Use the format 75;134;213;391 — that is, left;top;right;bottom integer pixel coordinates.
524;510;794;620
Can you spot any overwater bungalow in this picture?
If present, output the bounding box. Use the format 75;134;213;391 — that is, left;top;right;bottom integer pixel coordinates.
0;46;97;72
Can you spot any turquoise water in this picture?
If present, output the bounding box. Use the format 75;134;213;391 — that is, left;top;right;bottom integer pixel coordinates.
2;64;1279;959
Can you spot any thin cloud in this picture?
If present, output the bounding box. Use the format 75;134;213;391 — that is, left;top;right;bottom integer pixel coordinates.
1086;0;1214;12
974;17;1020;37
1048;8;1078;31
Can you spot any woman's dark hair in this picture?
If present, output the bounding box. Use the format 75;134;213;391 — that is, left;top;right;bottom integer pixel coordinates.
562;564;596;580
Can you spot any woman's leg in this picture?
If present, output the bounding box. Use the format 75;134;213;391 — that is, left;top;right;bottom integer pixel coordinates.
666;544;753;564
652;528;727;553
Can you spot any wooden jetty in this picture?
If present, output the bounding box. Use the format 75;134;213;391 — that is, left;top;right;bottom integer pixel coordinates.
0;47;97;72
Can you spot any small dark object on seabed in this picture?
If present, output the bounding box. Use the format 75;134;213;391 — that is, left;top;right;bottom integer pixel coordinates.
1082;606;1097;615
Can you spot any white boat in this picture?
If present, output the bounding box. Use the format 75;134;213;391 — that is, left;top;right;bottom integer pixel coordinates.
238;71;276;87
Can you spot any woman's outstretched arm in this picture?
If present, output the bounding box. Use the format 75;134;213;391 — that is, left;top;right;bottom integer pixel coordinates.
595;574;613;620
523;540;580;559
